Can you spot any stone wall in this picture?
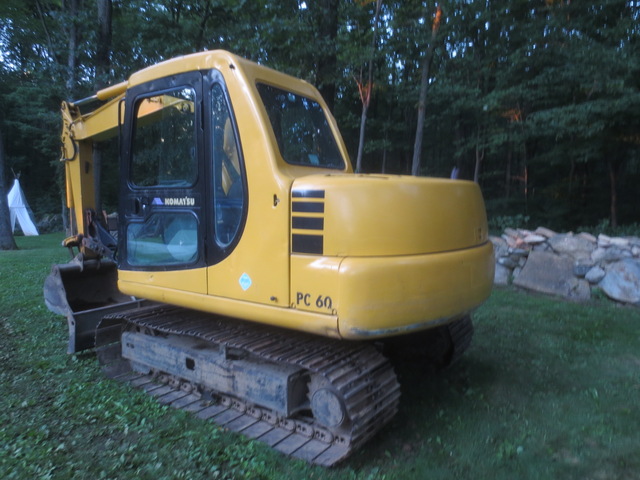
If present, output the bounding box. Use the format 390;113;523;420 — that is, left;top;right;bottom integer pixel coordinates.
491;227;640;306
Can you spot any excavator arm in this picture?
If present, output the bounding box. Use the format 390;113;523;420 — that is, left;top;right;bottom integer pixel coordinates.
46;82;153;354
59;83;125;259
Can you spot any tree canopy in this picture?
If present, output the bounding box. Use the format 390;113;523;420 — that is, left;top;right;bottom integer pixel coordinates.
1;0;639;232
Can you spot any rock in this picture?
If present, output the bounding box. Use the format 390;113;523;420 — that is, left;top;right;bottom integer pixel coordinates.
591;246;632;264
598;234;611;247
491;227;640;307
591;247;606;263
585;266;606;284
490;236;508;258
609;237;630;248
512;266;522;280
567;278;591;302
573;263;593;278
502;234;521;249
534;226;557;238
514;251;589;302
577;232;597;243
523;234;546;244
547;233;596;261
498;257;518;269
490;235;506;247
494;263;511;286
599;259;640;304
504;228;519;238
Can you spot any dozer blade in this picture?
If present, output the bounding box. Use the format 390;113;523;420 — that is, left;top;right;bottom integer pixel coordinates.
44;259;153;354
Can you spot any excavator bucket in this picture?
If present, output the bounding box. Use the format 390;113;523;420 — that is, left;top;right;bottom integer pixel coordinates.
44;259;151;354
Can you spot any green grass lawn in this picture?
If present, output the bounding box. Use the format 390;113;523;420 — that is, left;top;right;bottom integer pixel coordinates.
1;233;639;479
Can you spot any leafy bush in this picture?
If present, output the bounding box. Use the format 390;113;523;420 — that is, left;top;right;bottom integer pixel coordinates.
578;219;640;237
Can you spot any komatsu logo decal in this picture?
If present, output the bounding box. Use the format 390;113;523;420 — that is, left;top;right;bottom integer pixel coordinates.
152;197;195;206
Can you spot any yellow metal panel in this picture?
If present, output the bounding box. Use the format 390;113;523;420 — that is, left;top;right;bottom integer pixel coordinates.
69;97;123;141
64;140;95;235
206;215;290;307
204;54;293;307
335;242;494;339
127;51;233;87
96;81;127;101
118;276;340;339
292;174;489;257
290;255;342;315
119;268;207;295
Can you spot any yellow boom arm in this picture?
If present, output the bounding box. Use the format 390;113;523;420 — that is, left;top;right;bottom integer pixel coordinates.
60;85;124;243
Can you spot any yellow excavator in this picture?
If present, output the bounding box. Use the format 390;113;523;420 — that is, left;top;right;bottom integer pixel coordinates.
44;50;494;466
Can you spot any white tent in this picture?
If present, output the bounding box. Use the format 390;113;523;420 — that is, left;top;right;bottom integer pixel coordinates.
7;178;39;236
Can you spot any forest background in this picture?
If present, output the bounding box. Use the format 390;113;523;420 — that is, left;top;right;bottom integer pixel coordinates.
1;0;639;235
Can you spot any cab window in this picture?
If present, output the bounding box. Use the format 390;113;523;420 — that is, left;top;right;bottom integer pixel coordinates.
257;83;344;169
212;84;245;247
131;87;197;187
126;212;198;266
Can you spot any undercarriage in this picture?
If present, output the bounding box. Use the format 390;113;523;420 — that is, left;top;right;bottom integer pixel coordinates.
95;304;402;466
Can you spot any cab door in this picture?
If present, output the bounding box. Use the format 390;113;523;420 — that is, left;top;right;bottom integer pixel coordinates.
119;72;207;294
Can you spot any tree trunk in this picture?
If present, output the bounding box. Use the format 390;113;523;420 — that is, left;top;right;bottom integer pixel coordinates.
411;5;442;176
94;0;113;216
473;124;484;183
410;54;429;176
473;144;484;183
35;0;60;65
0;129;18;250
66;0;80;94
312;0;339;111
355;0;382;173
95;0;112;90
355;105;369;173
195;0;213;52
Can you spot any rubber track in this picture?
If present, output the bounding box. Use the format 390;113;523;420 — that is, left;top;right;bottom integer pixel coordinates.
96;304;401;466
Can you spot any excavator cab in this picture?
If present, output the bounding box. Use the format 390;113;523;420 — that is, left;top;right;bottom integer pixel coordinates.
45;54;357;352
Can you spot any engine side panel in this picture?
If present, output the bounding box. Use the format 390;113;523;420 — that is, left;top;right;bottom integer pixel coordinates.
293;174;490;257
